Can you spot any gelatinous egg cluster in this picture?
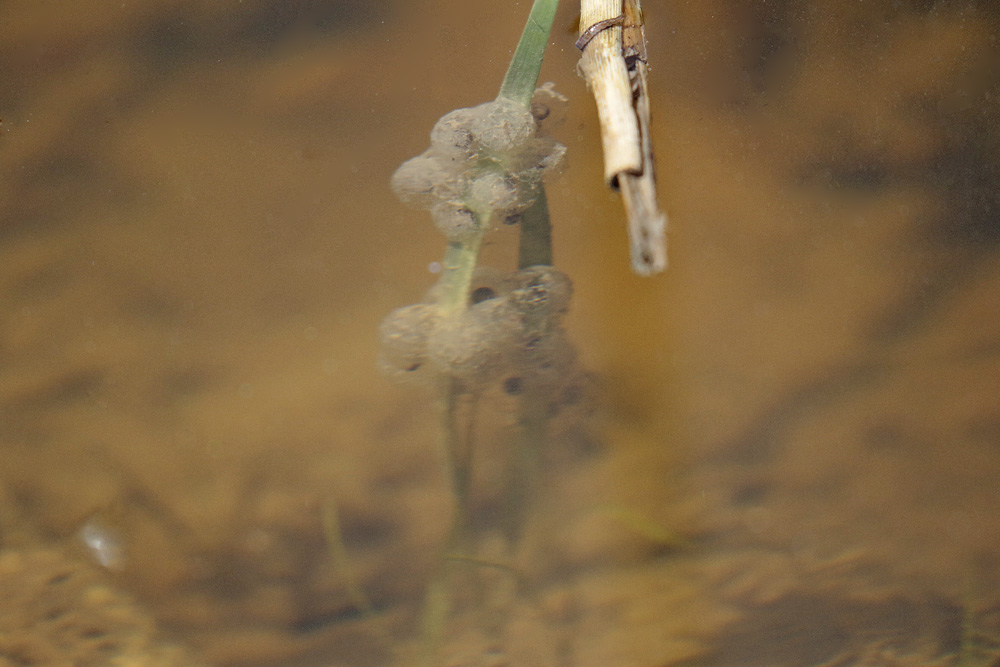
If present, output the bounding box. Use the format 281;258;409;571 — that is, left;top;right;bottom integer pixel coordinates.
391;92;566;241
379;266;574;392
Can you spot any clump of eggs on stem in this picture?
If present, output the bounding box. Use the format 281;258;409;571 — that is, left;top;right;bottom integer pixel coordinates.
381;85;578;401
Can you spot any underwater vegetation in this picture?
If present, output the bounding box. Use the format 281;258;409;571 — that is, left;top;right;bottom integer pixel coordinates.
382;90;572;390
376;0;589;660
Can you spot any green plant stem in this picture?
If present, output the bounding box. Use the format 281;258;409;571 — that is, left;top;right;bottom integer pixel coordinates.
420;1;560;661
517;186;553;268
437;235;484;315
436;0;559;313
499;0;561;106
421;379;477;666
438;378;480;522
321;499;376;619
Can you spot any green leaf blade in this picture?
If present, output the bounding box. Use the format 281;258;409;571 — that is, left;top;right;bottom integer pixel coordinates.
498;0;560;107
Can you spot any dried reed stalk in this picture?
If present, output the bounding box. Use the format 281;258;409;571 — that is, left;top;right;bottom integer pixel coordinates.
578;0;667;274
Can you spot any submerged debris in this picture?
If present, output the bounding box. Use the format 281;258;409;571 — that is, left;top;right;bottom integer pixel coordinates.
0;547;207;667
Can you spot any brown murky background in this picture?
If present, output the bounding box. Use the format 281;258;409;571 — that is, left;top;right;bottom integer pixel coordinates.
2;1;999;665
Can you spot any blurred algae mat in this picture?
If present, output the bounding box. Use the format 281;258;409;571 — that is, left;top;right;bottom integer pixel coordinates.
1;1;1000;665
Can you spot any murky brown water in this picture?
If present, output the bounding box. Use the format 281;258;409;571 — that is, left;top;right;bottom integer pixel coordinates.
2;1;999;665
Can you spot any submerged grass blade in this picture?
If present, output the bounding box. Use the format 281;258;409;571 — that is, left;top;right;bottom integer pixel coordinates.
498;0;560;107
321;498;376;619
418;3;562;662
438;0;560;312
518;186;553;268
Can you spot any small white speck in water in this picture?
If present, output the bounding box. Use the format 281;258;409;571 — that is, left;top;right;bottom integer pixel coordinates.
79;518;124;570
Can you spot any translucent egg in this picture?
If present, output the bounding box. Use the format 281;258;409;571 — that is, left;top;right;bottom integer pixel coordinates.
535;138;567;176
427;298;521;385
391;151;449;209
487;175;540;222
504;266;573;322
430;107;480;159
472;97;537;155
530;82;569;133
378;303;440;379
497;209;524;226
429;172;470;208
421;265;505;308
431;202;482;241
467;170;520;212
504;138;566;186
466;266;507;305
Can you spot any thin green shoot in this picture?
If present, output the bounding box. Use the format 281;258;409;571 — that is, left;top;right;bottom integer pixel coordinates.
498;0;561;107
413;1;561;662
518;187;553;269
321;498;377;620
